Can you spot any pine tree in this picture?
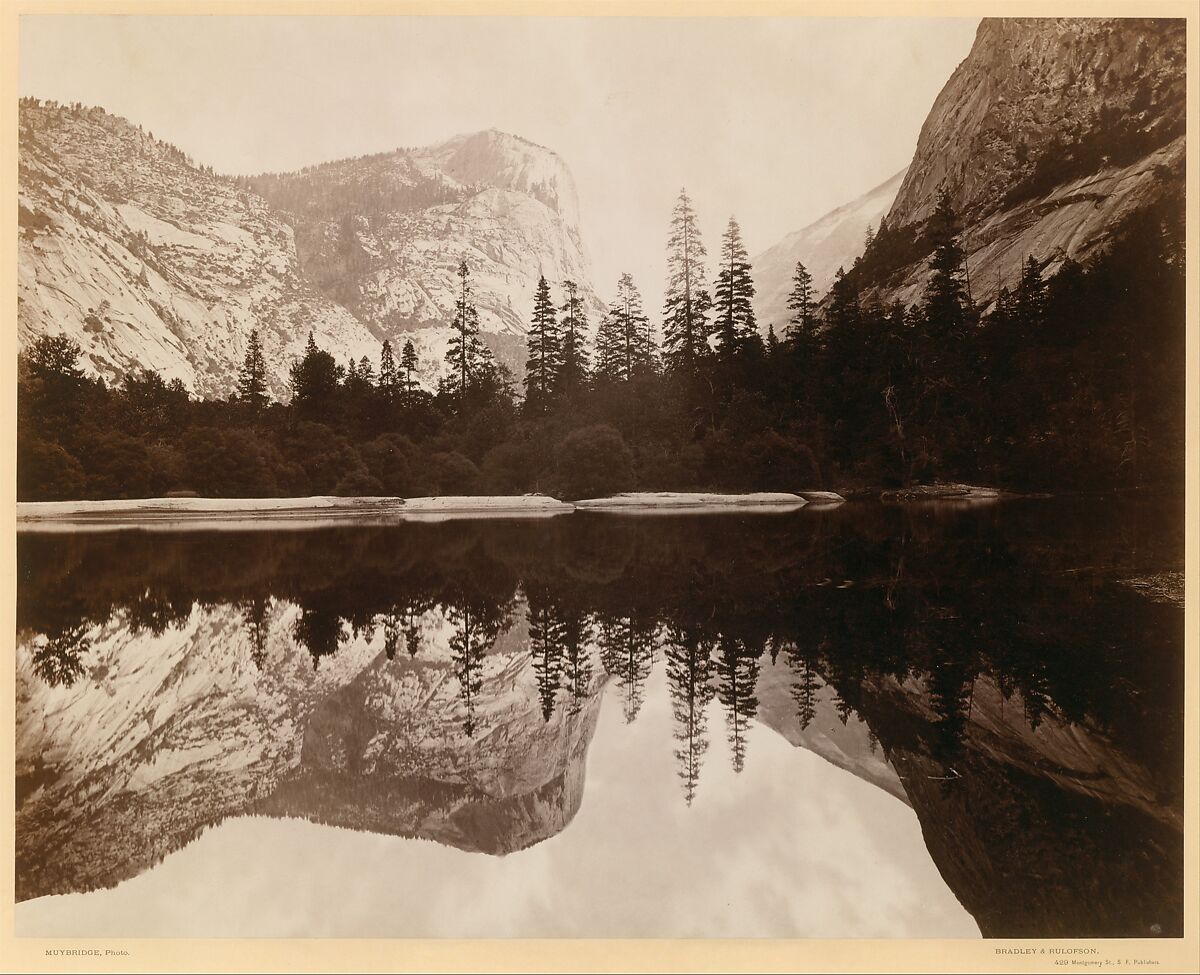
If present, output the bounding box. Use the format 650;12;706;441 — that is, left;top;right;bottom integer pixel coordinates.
527;587;564;722
358;356;374;387
400;339;419;394
787;646;821;731
713;216;757;360
560;610;595;715
922;188;972;343
378;339;397;400
593;306;625;382
612;272;654;379
449;601;485;737
826;266;860;333
557;279;591;395
290;332;342;411
913;188;975;473
598;615;656;724
448;596;509;738
715;636;760;774
241;596;270;670
819;267;867;438
25;334;84;384
236;329;268;411
30;623;90;688
523;275;561;412
1014;255;1047;341
662;188;712;373
444;259;487;400
785;261;816;344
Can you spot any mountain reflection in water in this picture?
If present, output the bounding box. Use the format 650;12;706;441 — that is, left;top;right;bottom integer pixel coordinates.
15;500;1183;938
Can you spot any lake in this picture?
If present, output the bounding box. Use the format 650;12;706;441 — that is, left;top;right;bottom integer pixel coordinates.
14;498;1184;939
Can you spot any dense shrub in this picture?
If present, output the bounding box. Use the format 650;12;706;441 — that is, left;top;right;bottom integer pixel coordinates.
555;425;635;500
18;438;85;501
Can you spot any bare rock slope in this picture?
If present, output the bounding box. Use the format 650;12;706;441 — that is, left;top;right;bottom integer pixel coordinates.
866;17;1186;309
18;103;603;396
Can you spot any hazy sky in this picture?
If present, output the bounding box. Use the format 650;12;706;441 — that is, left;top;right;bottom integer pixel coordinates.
20;15;980;304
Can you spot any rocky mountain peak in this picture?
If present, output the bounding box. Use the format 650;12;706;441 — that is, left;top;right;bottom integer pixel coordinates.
415;129;583;234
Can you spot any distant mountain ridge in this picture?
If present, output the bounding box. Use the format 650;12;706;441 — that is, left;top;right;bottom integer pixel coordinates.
17;102;603;397
18;100;382;400
752;167;907;331
245;128;605;376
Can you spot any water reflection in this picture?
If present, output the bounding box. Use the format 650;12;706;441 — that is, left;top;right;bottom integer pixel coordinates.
15;501;1184;937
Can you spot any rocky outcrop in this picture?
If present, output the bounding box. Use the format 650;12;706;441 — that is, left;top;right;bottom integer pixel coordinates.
854;671;1183;938
889;19;1185;229
257;647;601;855
863;18;1185;311
753;658;908;804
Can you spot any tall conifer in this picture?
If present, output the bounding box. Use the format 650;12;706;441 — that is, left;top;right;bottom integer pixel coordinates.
713;216;757;360
662;188;712;373
523;275;561;412
236;329;268;411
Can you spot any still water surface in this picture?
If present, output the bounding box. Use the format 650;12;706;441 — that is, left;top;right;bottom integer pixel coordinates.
15;500;1183;938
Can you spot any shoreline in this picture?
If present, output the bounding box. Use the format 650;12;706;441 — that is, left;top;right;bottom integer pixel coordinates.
573;492;812;512
16;492;826;531
14;484;1098;531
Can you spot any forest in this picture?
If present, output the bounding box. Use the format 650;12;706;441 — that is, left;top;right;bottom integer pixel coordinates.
16;187;1185;502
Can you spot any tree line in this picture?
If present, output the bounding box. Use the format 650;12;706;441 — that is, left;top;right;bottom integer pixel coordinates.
17;184;1184;502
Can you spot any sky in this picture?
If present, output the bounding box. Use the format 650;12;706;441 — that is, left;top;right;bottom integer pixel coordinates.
19;15;980;306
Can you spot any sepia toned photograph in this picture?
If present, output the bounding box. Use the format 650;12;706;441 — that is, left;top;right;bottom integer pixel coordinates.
8;2;1194;964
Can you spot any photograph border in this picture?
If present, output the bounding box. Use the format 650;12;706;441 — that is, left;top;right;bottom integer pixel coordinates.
1;1;1196;971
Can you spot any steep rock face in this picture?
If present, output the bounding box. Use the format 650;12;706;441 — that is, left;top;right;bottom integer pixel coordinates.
867;17;1185;309
752;167;906;329
890;18;1185;228
17;102;383;400
15;601;604;902
247;129;605;379
415;129;585;236
753;656;908;804
856;672;1183;938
